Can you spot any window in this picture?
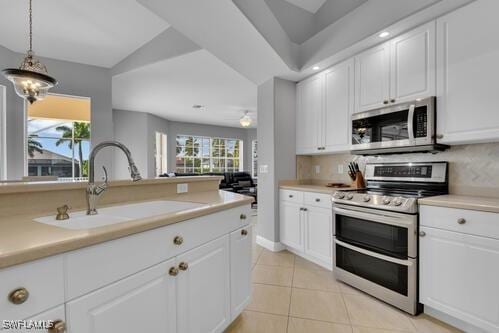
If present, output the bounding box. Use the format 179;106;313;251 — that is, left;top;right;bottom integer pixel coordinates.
175;135;243;173
155;132;167;176
252;140;258;179
26;94;91;181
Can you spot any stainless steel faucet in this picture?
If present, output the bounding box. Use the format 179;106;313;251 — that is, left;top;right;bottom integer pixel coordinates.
86;141;142;215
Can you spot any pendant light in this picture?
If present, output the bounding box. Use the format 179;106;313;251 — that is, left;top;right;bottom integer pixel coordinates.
2;0;57;104
240;111;252;128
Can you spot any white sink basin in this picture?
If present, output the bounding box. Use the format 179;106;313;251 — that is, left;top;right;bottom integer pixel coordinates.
34;200;206;230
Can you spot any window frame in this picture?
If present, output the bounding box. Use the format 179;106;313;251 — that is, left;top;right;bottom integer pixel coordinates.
175;135;243;174
155;131;168;177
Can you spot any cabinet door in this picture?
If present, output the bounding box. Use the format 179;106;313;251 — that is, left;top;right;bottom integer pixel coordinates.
323;59;354;153
66;259;176;333
355;43;390;112
420;227;499;332
176;235;230;333
304;206;332;265
230;226;252;320
296;74;323;154
279;201;304;251
436;0;499;144
1;305;65;333
390;22;435;104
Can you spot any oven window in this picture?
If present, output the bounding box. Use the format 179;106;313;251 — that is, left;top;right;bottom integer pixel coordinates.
335;214;408;258
336;244;408;296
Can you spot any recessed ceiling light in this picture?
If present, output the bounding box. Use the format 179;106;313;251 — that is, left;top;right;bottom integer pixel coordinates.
312;66;320;70
379;31;390;38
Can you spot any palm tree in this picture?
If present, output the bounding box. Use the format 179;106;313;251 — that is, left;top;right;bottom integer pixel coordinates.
55;122;91;177
27;135;43;158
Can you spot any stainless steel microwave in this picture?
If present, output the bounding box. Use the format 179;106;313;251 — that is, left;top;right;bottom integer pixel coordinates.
351;97;448;155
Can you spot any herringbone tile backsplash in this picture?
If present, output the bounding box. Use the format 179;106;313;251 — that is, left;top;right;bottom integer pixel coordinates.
297;143;499;197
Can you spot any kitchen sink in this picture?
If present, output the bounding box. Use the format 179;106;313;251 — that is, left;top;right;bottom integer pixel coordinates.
34;200;206;230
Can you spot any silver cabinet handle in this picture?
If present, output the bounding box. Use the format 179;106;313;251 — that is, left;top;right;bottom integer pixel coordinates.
457;218;466;225
383;100;389;104
315;198;320;202
390;98;396;103
419;231;426;237
289;195;293;198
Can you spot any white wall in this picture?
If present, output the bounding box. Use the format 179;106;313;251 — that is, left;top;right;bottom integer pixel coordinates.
0;46;113;180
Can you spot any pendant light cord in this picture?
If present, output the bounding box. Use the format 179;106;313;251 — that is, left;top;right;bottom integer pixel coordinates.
28;0;33;52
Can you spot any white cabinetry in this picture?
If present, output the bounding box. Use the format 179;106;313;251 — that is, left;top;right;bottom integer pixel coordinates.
420;205;499;332
279;189;332;269
355;21;435;112
177;236;230;333
436;0;499;144
67;259;177;333
296;59;354;155
230;226;252;320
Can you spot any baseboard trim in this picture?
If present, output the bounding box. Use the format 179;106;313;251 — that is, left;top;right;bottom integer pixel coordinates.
285;246;332;271
424;306;488;333
256;236;285;252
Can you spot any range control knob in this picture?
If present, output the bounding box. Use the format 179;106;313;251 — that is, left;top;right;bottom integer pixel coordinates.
335;192;345;199
346;193;354;200
362;195;371;202
393;198;403;206
383;197;391;205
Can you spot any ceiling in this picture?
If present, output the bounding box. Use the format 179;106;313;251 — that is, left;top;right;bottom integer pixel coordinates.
112;50;257;128
0;0;169;67
283;0;327;13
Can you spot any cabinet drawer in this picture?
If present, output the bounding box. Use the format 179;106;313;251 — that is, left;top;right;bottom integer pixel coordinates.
304;192;332;209
0;256;64;321
420;205;499;239
65;205;251;300
280;189;304;204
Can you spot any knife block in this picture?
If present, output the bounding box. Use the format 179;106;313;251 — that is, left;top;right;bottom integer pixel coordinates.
354;171;366;189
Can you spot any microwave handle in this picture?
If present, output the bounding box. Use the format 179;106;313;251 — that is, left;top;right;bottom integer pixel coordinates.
407;104;415;143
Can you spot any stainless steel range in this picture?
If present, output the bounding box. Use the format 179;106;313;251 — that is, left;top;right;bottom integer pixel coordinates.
332;162;448;315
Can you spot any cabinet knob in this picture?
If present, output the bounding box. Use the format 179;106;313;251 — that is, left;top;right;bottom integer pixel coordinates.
457;218;466;225
390;99;396;103
288;195;293;198
436;134;444;139
48;320;66;333
315;198;320;202
383;100;389;104
173;236;184;245
419;231;426;237
178;262;189;271
241;229;248;236
169;267;179;276
8;287;29;304
240;214;247;220
302;208;308;212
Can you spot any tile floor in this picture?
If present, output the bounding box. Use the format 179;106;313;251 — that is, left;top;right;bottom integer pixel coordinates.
225;245;462;333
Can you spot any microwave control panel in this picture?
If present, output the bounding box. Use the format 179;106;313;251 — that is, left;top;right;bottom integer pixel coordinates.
414;107;428;138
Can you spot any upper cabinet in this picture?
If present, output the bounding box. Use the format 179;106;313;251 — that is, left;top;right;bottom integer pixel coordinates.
355;22;436;113
436;0;499;144
296;59;353;155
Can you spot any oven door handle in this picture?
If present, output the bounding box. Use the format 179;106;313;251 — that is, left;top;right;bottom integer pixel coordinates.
333;207;415;229
335;239;412;266
407;104;415;144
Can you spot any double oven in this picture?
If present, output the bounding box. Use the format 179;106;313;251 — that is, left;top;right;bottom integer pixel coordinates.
333;204;418;314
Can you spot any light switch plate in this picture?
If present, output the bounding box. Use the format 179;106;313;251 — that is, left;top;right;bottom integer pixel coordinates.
337;164;344;174
259;165;269;174
315;165;320;174
177;183;188;193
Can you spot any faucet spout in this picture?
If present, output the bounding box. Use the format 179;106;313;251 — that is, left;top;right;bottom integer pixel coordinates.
86;141;142;215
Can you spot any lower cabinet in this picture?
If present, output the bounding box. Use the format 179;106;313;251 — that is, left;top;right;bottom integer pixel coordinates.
176;236;230;333
66;259;177;333
1;305;66;333
420;205;499;333
280;190;332;268
229;226;253;320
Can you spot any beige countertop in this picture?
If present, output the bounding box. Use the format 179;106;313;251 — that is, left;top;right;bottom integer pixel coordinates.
0;190;253;269
0;176;223;194
419;194;499;213
279;184;356;194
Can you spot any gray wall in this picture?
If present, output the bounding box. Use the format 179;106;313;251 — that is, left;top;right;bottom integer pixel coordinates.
113;109;255;178
0;46;113;180
256;78;296;243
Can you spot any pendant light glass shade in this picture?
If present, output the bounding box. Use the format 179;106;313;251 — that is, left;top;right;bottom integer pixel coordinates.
240;111;252;127
2;0;57;104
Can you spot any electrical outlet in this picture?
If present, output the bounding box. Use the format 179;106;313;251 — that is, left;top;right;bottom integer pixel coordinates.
315;165;320;174
177;183;188;193
337;164;344;174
